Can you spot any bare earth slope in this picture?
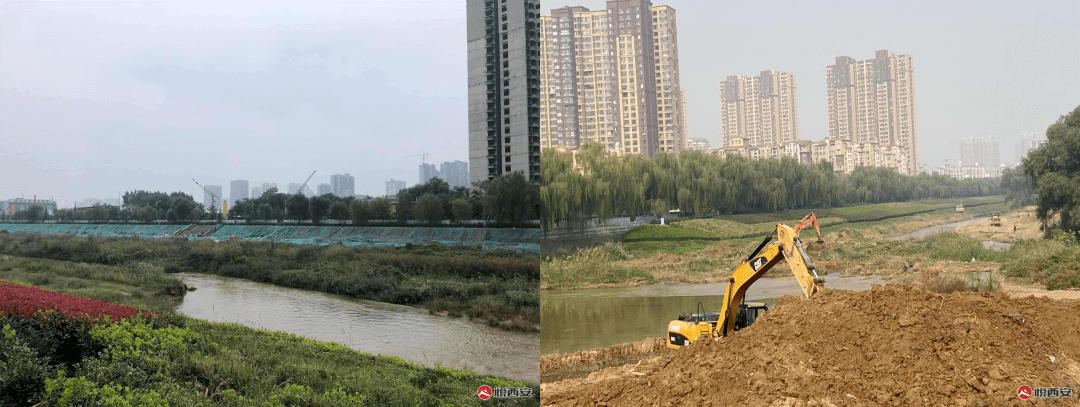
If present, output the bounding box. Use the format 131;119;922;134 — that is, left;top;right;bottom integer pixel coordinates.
543;285;1080;406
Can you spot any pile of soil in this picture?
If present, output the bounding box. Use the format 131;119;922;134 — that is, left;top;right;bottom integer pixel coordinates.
543;284;1080;406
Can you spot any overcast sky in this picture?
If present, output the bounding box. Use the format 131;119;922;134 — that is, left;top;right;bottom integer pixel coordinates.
2;1;466;206
2;1;1079;207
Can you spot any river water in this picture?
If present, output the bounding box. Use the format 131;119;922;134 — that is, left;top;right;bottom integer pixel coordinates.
541;271;885;354
542;215;1020;355
172;273;539;383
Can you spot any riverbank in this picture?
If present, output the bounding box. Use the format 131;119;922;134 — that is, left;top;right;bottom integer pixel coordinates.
542;197;1024;290
0;279;538;406
0;233;539;332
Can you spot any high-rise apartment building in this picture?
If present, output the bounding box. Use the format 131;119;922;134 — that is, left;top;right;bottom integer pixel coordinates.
230;180;249;202
385;179;407;196
1015;132;1047;164
959;135;1001;176
330;173;355;197
825;50;916;175
203;185;222;210
419;163;439;185
467;0;542;185
251;186;264;199
440;160;470;189
261;183;277;194
719;70;798;149
317;183;332;196
538;2;684;156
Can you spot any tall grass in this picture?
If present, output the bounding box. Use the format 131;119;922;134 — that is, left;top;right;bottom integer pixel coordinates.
0;233;539;331
541;243;652;289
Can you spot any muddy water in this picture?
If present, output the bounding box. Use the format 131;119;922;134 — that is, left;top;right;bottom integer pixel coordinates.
541;271;885;354
887;216;989;241
173;273;539;383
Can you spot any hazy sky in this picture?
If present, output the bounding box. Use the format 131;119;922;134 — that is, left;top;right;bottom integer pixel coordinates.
2;1;467;206
2;1;1079;207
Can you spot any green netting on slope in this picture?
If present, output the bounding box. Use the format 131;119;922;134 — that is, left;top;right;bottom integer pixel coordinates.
205;225;541;252
0;223;186;238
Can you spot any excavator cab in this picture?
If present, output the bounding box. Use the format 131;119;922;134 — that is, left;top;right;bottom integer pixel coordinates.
735;302;768;331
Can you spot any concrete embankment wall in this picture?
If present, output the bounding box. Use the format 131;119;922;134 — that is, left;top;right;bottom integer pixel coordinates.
541;215;658;253
0;223;540;253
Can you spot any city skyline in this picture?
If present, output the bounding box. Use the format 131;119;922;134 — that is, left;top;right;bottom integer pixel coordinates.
540;0;1077;169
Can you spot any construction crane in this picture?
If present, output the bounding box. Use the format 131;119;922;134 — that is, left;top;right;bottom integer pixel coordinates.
192;178;221;216
404;152;430;164
296;170;316;196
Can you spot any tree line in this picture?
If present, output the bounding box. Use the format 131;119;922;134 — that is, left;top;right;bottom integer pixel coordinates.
1004;104;1080;237
541;142;1003;228
9;173;542;227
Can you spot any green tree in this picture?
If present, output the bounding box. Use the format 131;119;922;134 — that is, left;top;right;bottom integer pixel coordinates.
310;196;331;221
451;198;472;223
1000;167;1035;206
286;194;310;220
328;202;350;220
483;172;540;227
413;194;444;225
1023;104;1080;237
396;191;414;224
370;198;392;220
349;200;370;225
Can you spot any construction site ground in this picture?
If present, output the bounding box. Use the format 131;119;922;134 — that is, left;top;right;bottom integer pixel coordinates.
542;207;1080;405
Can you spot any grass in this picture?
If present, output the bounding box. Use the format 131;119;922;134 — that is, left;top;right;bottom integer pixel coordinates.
676;217;845;240
0;256;538;406
541;243;653;289
622;225;717;241
0;255;184;312
0;233;539;332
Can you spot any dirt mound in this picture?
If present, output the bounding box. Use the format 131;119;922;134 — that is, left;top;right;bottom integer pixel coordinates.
541;338;671;383
543;285;1080;406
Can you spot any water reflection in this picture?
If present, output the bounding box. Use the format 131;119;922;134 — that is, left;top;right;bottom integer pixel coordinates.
174;273;539;383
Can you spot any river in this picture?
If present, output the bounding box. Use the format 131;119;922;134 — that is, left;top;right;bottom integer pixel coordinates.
540;271;885;354
172;273;539;383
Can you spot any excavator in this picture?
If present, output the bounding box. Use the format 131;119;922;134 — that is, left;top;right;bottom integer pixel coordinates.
667;213;827;349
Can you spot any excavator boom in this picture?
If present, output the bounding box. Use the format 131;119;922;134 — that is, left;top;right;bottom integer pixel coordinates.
667;217;825;349
717;223;823;336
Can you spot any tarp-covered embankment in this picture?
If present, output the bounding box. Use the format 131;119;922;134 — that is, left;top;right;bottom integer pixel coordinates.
0;223;185;238
207;225;540;252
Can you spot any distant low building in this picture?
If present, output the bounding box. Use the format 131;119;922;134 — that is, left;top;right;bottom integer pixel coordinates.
686;138;711;151
6;198;57;215
934;161;988;179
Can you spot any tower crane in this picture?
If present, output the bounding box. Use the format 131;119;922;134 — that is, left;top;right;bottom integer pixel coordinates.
404;152;430;164
296;170;316;196
192;179;222;217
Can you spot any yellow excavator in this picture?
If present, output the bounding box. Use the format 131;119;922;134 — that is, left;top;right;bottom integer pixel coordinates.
667;213;827;349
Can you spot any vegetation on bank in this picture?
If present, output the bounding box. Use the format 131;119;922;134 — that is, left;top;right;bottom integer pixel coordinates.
0;233;539;332
0;281;538;407
540;142;1003;229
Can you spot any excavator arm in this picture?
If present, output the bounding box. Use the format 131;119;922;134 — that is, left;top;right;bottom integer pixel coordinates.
666;216;827;349
716;223;825;336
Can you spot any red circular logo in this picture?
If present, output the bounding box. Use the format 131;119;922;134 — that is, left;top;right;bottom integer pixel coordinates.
477;385;493;400
1018;385;1032;400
